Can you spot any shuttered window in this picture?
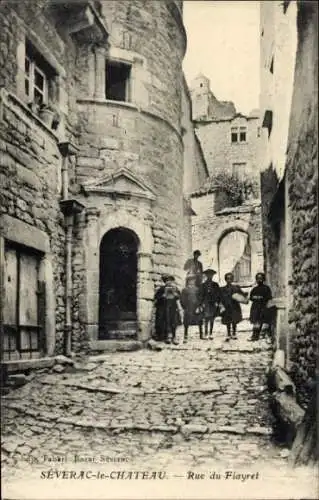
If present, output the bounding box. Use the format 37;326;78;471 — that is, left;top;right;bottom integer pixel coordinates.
2;242;45;361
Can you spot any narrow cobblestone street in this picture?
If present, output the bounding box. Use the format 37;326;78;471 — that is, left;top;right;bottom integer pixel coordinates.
1;321;316;498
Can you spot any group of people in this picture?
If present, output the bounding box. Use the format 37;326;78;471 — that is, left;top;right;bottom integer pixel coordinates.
153;250;273;345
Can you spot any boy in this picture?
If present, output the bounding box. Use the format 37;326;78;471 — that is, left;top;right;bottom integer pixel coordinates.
201;268;221;339
163;275;181;345
249;272;273;341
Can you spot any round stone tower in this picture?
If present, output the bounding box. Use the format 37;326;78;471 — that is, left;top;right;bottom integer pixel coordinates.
190;73;211;120
74;1;187;344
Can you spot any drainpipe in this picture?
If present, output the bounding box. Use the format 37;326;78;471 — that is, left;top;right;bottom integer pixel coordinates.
58;142;84;357
61;154;69;200
64;213;73;356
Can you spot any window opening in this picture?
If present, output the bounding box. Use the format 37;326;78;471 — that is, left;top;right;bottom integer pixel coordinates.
2;241;45;361
231;126;247;143
24;40;56;107
105;61;131;102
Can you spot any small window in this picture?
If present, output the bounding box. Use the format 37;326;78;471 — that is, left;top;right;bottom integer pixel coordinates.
239;127;247;142
24;40;56;106
231;129;238;143
106;61;131;102
231;126;247;143
270;56;274;74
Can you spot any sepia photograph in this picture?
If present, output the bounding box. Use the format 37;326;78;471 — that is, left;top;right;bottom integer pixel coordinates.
0;0;317;499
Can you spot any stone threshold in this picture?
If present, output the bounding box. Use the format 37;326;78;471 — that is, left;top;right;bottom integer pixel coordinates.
3;403;273;437
1;357;55;374
89;340;143;352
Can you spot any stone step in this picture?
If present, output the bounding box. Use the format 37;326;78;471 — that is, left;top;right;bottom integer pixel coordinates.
107;330;137;340
104;321;137;330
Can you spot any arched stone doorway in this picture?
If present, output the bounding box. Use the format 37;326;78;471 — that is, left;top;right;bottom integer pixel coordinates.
99;227;139;339
218;229;251;285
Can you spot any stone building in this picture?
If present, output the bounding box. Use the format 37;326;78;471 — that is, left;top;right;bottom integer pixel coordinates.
0;0;207;368
189;75;263;289
259;0;317;407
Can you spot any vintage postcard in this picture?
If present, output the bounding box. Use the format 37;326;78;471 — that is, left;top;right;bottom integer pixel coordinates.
0;0;317;499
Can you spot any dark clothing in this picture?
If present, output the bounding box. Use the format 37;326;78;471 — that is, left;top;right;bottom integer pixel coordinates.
154;286;166;341
154;284;180;341
201;280;221;318
249;284;272;325
183;258;203;286
220;284;246;325
180;286;203;326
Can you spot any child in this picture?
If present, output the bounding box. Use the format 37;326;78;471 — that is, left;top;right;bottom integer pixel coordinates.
201;268;221;339
163;275;181;345
220;272;248;341
180;275;203;343
249;272;273;341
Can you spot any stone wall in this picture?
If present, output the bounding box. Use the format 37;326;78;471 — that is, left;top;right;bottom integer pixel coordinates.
191;192;263;287
260;0;298;180
182;76;208;196
0;0;79;357
99;0;186;128
286;1;318;406
0;0;204;351
195;115;261;181
189;74;236;122
260;1;317;406
70;0;189;343
0;0;107;357
0;91;65;354
260;166;285;299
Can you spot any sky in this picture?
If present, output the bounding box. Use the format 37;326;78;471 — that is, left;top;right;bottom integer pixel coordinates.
182;0;260;115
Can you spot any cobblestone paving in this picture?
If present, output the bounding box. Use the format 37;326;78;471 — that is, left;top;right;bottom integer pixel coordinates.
1;321;317;498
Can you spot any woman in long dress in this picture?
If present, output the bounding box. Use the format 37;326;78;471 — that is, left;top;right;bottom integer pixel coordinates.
220;272;248;341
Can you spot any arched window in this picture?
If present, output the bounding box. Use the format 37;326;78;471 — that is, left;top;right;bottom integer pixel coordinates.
218;230;251;284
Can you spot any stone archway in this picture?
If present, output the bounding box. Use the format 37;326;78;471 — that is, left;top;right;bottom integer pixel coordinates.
85;209;154;344
99;227;139;339
218;229;251;285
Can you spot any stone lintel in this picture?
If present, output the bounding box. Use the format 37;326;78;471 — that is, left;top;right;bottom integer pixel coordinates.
59;199;86;216
58;141;79;157
49;1;108;43
0;214;50;253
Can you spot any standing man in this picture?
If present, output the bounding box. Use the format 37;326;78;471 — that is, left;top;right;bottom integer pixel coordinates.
249;272;273;341
201;268;221;339
184;250;203;288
